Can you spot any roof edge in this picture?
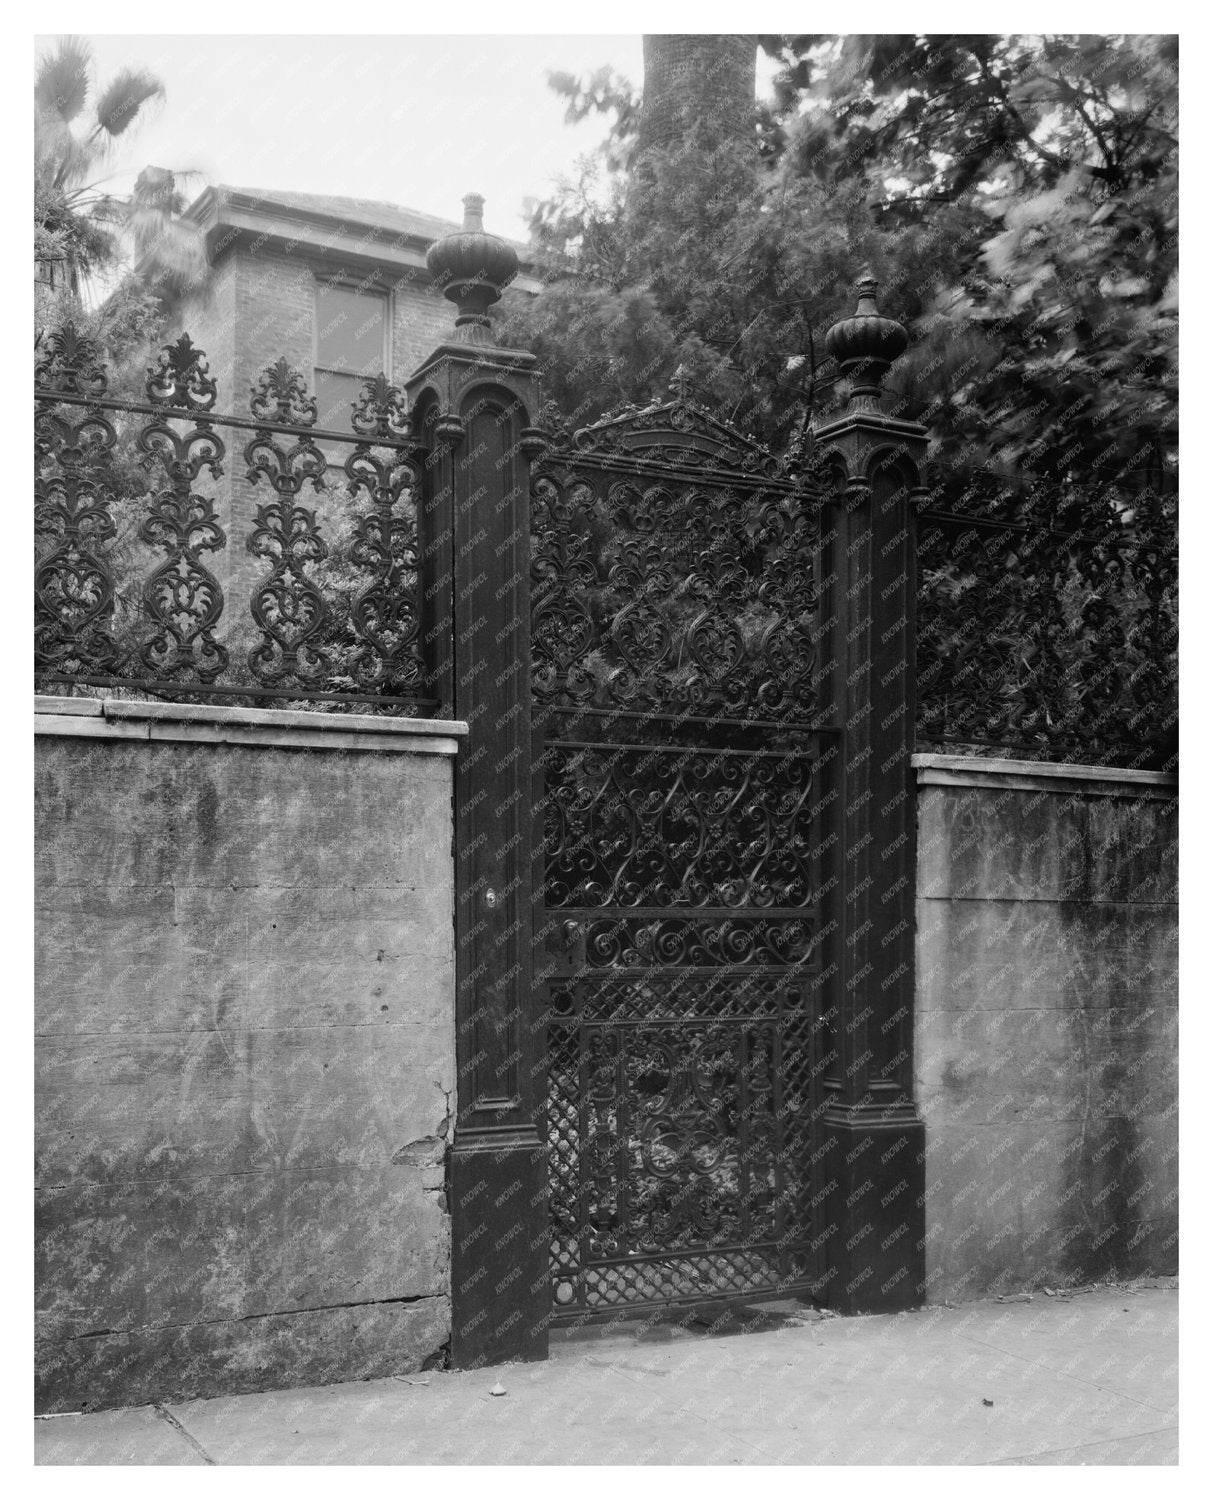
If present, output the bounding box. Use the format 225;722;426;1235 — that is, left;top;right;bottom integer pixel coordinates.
184;184;536;268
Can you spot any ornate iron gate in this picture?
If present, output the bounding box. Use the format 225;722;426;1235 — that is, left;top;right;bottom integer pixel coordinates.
529;395;833;1318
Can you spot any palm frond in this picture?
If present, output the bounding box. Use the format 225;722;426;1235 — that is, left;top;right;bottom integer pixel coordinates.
35;108;104;191
35;35;91;123
84;192;130;226
92;68;164;139
34;107;74;171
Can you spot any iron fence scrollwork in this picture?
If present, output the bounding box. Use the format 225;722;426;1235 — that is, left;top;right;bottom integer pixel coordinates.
137;336;228;684
33;321;432;713
35;326;122;679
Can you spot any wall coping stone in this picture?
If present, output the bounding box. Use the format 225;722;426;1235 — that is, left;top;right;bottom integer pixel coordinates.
912;752;1177;799
34;696;467;756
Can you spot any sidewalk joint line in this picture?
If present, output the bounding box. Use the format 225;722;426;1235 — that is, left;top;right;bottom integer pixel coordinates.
155;1404;216;1465
983;1423;1178;1465
955;1331;1179;1419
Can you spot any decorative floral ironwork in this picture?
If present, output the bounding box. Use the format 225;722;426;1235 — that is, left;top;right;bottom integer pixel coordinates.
530;475;601;704
245;361;330;687
570;393;785;477
145;334;218;411
250;357;319;428
915;477;1178;764
136;415;228;682
531;453;822;719
350;373;411;440
543;743;816;910
34;403;121;675
1017;509;1077;745
535;404;828;1317
343;395;424;693
582;916;815;969
35;322;108;398
1126;489;1179;737
32;322;431;710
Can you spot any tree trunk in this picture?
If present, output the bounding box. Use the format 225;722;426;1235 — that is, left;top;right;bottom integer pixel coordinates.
637;34;758;161
629;34;759;234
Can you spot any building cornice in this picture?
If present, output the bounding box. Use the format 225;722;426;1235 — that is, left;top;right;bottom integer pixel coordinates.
181;186;543;293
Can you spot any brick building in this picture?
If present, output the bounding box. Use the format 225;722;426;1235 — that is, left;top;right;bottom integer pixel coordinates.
171;184;540;598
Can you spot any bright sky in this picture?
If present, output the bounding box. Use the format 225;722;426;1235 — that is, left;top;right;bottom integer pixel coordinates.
38;34;775;244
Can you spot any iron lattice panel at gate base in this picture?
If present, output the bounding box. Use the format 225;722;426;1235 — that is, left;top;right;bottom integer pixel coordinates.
545;973;829;1315
529;398;833;1321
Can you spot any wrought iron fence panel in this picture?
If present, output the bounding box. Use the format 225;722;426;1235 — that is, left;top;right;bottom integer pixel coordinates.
135;337;228;684
34;322;432;713
530;460;821;726
915;470;1177;767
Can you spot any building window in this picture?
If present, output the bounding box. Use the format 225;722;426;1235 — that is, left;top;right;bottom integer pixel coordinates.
314;279;389;432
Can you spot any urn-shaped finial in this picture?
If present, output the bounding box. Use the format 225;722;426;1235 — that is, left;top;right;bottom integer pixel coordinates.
825;273;908;410
426;193;519;343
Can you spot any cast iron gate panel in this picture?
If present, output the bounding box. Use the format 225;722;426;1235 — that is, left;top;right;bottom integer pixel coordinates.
530;398;832;1317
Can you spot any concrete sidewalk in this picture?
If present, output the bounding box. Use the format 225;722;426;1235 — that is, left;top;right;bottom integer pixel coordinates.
35;1282;1178;1466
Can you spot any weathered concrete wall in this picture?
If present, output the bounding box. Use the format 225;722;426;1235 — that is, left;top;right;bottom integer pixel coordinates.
35;698;463;1413
914;755;1178;1303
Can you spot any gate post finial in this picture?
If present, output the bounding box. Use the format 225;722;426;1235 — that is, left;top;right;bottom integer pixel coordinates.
408;194;537;444
825;274;909;414
425;193;520;345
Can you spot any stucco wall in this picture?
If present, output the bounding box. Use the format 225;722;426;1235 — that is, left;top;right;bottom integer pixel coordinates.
914;755;1178;1303
35;698;462;1413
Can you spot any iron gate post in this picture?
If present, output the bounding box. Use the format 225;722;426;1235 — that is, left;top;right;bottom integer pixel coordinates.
406;196;550;1367
812;276;928;1313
